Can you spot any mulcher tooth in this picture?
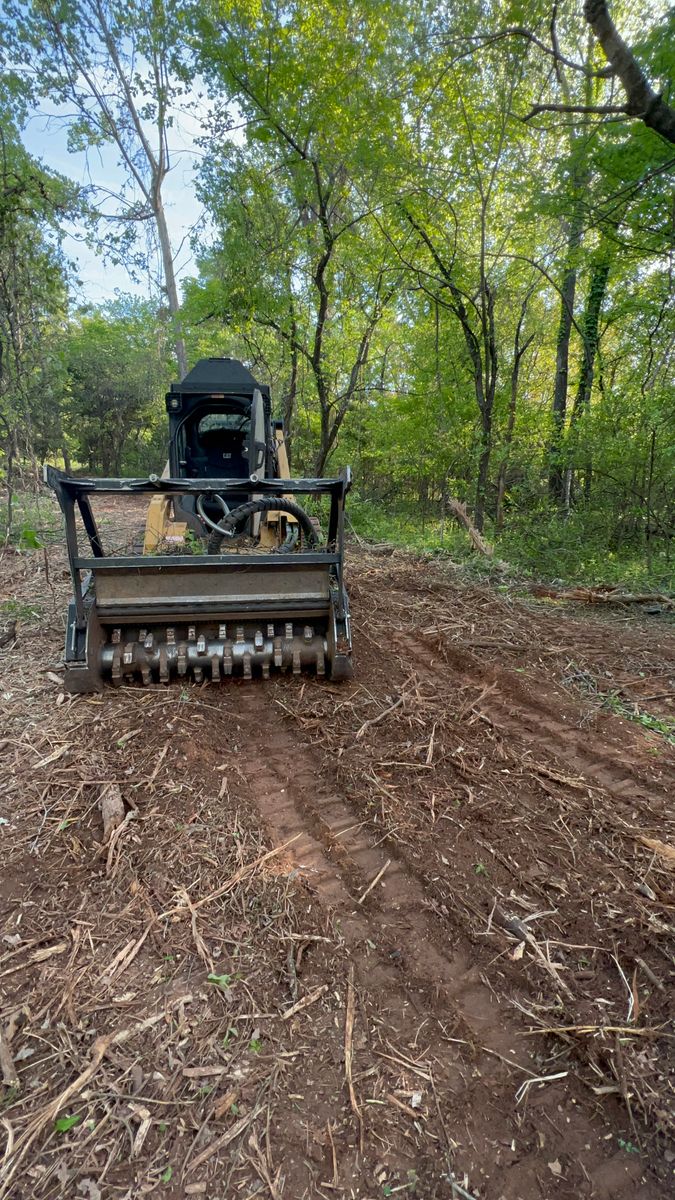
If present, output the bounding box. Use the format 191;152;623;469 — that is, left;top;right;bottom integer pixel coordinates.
274;636;283;668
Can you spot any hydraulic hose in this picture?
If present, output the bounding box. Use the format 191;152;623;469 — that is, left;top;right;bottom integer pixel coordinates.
196;492;230;534
207;497;319;553
273;523;300;554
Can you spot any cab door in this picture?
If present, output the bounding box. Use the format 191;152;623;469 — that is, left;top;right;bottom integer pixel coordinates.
248;388;267;478
247;388;267;537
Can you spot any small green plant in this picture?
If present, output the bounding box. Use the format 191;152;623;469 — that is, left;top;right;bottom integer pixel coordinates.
18;524;43;550
617;1137;640;1155
54;1113;81;1133
473;862;488;876
248;1037;263;1054
183;529;205;555
160;1165;173;1183
1;1085;19;1110
1;599;42;622
207;972;233;990
603;693;675;745
222;1026;238;1048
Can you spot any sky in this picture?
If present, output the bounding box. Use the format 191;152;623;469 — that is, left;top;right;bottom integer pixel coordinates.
22;95;207;307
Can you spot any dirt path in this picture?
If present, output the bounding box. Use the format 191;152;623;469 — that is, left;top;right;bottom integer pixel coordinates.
1;521;673;1198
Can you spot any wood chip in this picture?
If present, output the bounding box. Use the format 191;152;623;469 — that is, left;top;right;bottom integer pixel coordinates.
188;1107;260;1173
344;964;362;1145
31;744;69;770
0;1028;18;1088
100;783;125;842
639;836;675;868
357;859;391;905
0;942;67;979
182;1066;228;1079
281;983;328;1020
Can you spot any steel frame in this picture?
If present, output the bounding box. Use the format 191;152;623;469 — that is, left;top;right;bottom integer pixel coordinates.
44;465;351;634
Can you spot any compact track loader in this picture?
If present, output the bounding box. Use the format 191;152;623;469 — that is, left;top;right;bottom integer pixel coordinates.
46;357;352;691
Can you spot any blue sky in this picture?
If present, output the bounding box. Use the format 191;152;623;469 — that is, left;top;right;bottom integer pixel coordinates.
22;96;206;306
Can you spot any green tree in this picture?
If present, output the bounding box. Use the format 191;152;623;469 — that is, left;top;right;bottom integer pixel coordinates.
0;75;74;528
64;299;170;475
4;0;200;376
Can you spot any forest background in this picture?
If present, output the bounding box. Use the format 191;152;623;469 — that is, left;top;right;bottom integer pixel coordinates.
0;0;673;588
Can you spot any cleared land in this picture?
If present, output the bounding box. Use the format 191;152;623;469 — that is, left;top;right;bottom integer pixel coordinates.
0;499;674;1199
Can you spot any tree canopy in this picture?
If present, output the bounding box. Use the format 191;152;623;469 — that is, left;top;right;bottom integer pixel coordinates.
0;0;672;583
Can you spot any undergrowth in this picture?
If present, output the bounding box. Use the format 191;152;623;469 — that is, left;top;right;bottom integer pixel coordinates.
348;499;674;593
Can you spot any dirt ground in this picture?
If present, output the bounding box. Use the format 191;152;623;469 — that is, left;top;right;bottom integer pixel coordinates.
1;498;674;1200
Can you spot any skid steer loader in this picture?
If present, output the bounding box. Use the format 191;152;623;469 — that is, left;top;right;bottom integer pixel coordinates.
45;357;352;691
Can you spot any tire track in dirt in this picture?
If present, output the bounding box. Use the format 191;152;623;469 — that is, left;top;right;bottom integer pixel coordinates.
228;682;660;1200
392;630;671;816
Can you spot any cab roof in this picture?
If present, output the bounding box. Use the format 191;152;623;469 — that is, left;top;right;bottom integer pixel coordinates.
167;357;271;399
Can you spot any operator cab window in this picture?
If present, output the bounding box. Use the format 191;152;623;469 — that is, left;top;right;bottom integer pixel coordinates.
187;410;250;477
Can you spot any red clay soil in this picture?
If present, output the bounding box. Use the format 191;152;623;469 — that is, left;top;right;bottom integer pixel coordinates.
0;505;673;1200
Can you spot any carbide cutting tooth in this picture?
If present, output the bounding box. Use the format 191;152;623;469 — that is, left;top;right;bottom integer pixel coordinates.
267;623;274;638
139;628;147;641
262;661;270;679
166;627;176;645
188;625;196;642
159;644;169;683
274;637;283;668
236;625;245;644
157;648;168;686
194;666;203;683
197;634;206;653
223;644;233;676
292;647;301;676
211;654;221;681
316;647;325;676
254;628;263;649
177;643;187;675
243;653;252;680
141;666;151;686
112;628;121;645
143;632;153;651
218;623;227;639
111;644;122;684
285;622;293;640
123;644;134;666
304;625;313;643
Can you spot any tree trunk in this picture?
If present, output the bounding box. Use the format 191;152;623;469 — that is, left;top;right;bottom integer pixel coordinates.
474;412;492;532
584;0;675;144
563;258;611;511
282;329;298;468
496;317;534;530
549;260;577;501
154;189;187;378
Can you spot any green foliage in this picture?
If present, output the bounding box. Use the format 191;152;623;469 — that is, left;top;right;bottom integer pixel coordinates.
602;695;675;746
64;299;171;475
1;1;672;583
0;93;75;512
53;1114;82;1133
207;972;233;990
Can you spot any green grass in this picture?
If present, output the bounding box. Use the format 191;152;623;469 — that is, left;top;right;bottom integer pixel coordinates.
0;492;64;548
1;598;43;622
602;692;675;746
348;499;674;594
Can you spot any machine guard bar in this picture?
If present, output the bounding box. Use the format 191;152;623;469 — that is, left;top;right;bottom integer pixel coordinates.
44;465;351;640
